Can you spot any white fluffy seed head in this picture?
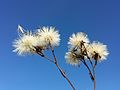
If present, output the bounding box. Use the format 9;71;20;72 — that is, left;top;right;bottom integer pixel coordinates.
65;52;81;66
13;31;39;55
87;41;109;61
34;35;48;49
37;26;60;47
68;32;89;49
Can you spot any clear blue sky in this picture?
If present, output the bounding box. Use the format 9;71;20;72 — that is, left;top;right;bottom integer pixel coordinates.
0;0;120;90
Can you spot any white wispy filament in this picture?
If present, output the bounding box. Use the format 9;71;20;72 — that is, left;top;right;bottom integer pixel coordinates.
65;52;81;65
37;26;60;47
87;41;109;61
13;31;38;55
68;32;89;48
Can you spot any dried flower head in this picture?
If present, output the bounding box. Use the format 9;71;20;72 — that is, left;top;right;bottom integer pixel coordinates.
13;31;39;55
68;32;89;49
37;27;60;47
87;41;109;61
65;52;81;66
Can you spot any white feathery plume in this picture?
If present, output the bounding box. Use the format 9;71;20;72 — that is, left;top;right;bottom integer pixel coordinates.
87;41;109;61
65;52;81;66
13;31;39;55
68;32;89;49
37;26;60;47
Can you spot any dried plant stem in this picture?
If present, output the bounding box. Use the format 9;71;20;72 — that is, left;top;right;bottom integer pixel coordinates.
80;43;94;81
81;60;94;81
93;67;96;90
81;59;97;90
82;43;94;68
50;46;76;90
36;51;54;63
36;46;76;90
84;44;97;90
82;43;97;90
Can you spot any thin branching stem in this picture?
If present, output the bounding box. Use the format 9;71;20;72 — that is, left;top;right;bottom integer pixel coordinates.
93;67;96;90
81;60;94;81
44;55;55;63
36;51;54;63
82;43;97;90
82;43;94;68
80;42;94;81
35;44;76;90
49;43;76;90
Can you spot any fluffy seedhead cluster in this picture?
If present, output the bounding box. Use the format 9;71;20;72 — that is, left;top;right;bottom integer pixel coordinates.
13;25;109;64
65;32;109;66
13;26;60;56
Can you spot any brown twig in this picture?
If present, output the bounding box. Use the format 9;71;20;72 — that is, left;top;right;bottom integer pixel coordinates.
49;43;76;90
82;43;94;68
93;66;96;90
79;42;94;81
82;43;97;90
35;43;76;90
35;51;54;63
81;60;94;81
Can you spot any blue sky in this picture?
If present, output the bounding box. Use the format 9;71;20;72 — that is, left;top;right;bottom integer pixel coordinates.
0;0;120;90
